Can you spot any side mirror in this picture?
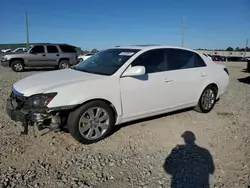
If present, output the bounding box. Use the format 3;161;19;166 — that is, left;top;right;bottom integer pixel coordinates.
122;66;146;77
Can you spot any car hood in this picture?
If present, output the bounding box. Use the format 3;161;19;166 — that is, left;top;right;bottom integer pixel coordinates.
13;68;106;96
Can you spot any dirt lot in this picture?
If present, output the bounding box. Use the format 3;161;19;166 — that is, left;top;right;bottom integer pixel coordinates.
0;62;249;188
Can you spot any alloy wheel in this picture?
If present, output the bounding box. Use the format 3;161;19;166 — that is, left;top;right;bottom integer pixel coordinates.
78;107;110;140
201;89;215;110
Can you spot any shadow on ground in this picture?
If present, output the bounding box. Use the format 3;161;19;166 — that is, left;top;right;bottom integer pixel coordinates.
238;76;250;84
241;69;250;73
163;131;215;188
113;107;194;133
24;67;56;72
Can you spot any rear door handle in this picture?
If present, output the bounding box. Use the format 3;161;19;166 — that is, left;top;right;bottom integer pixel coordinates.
56;54;60;56
42;54;46;56
164;78;173;83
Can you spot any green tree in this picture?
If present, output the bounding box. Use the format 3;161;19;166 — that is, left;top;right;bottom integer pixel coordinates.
235;47;240;51
226;47;234;51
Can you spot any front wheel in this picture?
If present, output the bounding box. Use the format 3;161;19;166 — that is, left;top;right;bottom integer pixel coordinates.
67;100;115;144
194;86;217;113
11;60;25;72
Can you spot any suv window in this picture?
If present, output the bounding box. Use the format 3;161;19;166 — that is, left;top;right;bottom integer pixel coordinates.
31;45;45;53
47;45;59;53
131;49;166;73
167;49;204;70
59;45;76;53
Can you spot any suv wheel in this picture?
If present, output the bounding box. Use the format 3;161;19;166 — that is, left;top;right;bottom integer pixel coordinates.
58;60;70;69
11;60;24;72
67;100;115;144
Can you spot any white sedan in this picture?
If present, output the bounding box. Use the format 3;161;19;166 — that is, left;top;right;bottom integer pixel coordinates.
6;45;229;144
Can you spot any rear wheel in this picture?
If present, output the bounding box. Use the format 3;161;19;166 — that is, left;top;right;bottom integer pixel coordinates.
67;100;115;144
11;60;25;72
58;60;70;69
194;85;217;113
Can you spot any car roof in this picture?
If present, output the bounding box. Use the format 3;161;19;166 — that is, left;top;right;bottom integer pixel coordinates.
29;43;76;47
115;45;198;53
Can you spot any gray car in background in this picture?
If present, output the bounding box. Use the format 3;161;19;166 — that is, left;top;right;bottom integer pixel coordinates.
1;43;78;72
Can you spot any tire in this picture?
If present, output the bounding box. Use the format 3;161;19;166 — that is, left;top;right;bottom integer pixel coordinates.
67;100;115;144
58;60;70;69
247;61;250;73
78;58;83;62
194;85;217;113
11;60;25;72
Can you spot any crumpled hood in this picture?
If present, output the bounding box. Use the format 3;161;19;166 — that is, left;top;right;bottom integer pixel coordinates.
13;68;106;96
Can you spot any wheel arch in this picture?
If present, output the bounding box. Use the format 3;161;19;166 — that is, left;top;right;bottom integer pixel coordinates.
58;58;70;63
73;98;118;123
200;83;219;99
9;58;25;67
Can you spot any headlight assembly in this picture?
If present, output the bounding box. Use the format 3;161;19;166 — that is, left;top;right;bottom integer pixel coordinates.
25;93;57;108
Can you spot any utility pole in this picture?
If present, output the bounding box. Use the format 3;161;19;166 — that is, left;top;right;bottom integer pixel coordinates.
181;16;185;47
244;38;248;57
25;11;29;48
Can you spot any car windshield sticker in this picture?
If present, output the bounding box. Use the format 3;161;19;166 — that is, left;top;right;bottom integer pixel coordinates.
119;52;135;56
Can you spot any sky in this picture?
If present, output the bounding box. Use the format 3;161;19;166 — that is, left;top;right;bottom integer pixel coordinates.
0;0;250;50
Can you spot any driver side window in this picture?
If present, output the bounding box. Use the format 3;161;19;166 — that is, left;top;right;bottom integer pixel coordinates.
131;49;166;74
31;45;45;53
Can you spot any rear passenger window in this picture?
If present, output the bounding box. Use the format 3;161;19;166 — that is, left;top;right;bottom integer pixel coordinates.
59;45;76;53
167;49;205;70
47;45;59;53
131;49;166;74
195;54;206;67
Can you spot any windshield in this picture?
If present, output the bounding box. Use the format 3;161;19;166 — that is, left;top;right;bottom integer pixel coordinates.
73;48;140;75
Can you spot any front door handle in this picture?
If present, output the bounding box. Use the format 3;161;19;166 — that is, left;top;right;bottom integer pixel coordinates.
42;54;46;56
56;54;60;56
201;73;207;77
164;78;173;83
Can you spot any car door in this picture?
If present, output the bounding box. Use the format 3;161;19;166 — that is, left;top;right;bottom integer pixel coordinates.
120;49;170;119
26;45;47;67
163;49;208;108
46;45;60;66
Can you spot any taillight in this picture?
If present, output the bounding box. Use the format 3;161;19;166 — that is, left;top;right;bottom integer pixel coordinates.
223;68;229;75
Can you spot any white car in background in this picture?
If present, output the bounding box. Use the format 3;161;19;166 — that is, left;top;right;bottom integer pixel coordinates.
12;48;27;53
6;45;229;144
1;49;12;53
78;53;94;62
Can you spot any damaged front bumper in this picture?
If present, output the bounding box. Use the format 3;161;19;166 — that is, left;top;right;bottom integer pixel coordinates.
6;96;61;135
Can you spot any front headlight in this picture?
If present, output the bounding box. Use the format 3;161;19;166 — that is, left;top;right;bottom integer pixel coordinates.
25;93;57;108
2;56;7;61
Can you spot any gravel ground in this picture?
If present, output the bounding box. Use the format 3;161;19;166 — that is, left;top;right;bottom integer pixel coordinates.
0;62;249;188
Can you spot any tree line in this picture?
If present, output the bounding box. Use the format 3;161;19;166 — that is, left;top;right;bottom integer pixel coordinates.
196;47;250;52
225;47;250;51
